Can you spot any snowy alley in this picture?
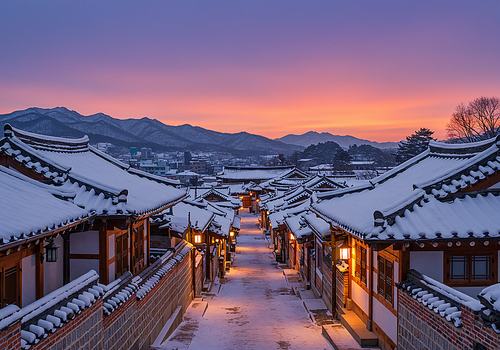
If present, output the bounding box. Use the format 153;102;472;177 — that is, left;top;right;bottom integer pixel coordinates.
161;212;332;350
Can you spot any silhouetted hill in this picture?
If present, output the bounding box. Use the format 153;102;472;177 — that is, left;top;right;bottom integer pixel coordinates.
0;107;304;156
275;131;399;149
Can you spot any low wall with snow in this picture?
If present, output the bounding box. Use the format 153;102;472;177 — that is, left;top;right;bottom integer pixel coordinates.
397;270;500;350
103;242;195;350
0;242;198;350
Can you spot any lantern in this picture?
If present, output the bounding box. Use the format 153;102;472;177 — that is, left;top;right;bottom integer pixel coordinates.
45;241;60;262
337;241;350;260
194;235;202;243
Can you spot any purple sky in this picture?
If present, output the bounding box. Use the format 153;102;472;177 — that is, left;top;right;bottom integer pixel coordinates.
0;1;499;141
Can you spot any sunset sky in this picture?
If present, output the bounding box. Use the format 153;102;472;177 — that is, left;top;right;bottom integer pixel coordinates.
0;1;499;142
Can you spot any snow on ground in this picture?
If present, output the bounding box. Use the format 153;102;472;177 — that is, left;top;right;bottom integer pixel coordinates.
168;213;332;350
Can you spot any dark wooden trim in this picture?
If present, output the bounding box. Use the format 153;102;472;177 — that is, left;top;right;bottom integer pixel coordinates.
36;243;44;299
0;154;49;181
69;253;100;260
99;220;108;284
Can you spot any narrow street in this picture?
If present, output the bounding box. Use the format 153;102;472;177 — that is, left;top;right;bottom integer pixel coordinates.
165;212;332;350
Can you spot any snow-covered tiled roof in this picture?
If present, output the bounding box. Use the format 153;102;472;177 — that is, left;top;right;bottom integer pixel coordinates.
0;165;92;248
312;136;500;241
153;201;215;234
285;215;312;239
2;125;186;218
217;165;296;180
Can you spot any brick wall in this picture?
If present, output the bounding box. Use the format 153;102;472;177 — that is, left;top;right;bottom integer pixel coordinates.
0;321;20;350
195;254;203;297
322;259;333;313
103;248;194;350
398;290;500;350
32;298;103;350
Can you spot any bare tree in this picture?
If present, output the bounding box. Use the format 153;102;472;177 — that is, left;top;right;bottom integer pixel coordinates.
446;96;500;143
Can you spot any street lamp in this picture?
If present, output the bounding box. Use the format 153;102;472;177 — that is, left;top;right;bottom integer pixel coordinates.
45;241;60;262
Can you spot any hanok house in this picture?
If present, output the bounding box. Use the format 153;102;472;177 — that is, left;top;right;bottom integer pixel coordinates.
151;198;235;282
312;136;500;350
0;165;93;308
0;124;186;286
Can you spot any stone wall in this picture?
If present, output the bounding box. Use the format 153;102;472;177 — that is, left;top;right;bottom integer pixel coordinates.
398;290;500;350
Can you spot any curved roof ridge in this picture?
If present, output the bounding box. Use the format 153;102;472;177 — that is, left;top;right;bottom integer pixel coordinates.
5;124;89;152
429;135;500;155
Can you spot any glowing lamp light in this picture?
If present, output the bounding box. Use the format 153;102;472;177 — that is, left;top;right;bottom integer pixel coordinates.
194;235;202;243
337;241;350;260
289;233;295;241
45;241;60;262
240;207;244;210
230;231;235;237
339;246;350;260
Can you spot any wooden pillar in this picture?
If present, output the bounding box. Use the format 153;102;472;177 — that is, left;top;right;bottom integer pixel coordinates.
36;242;44;299
63;233;70;285
145;219;150;268
205;231;211;281
331;240;337;318
99;220;109;284
367;246;374;331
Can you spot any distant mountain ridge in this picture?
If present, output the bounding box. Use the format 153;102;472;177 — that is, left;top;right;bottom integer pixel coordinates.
0;107;304;156
275;131;399;149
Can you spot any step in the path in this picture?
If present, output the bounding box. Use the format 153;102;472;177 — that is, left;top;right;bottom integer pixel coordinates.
322;324;379;350
340;309;379;347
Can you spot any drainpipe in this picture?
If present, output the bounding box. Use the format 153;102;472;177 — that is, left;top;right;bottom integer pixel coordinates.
367;246;374;331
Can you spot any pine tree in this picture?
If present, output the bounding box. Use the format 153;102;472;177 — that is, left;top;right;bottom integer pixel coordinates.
395;128;435;164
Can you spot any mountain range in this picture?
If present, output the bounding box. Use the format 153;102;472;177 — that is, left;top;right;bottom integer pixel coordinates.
275;131;399;149
0;107;399;155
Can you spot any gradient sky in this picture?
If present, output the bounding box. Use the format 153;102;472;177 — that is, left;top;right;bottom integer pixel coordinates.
1;1;499;142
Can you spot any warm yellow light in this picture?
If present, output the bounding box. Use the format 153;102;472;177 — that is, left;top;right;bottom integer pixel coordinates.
194;235;202;243
290;233;295;241
230;231;234;237
257;199;260;202
240;207;244;210
340;247;350;260
216;239;219;243
239;196;243;199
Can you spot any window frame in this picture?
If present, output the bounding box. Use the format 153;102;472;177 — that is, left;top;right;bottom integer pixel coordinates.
377;255;394;306
355;242;367;286
444;251;497;287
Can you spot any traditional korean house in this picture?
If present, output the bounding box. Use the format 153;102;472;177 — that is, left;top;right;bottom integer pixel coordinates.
312;136;500;349
0;165;93;307
0;124;186;286
217;165;305;185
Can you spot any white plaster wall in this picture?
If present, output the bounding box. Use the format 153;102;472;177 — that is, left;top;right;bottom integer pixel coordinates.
70;259;99;281
109;234;115;259
373;297;397;343
144;240;147;259
351;281;369;315
109;262;116;283
22;254;37;307
70;230;99;254
410;251;443;281
44;236;64;295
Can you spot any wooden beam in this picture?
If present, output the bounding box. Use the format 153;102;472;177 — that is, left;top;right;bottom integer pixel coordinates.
36;243;44;299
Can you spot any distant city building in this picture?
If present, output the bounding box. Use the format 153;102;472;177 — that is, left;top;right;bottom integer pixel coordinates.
139;159;169;176
183;151;192;165
131;147;137;156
